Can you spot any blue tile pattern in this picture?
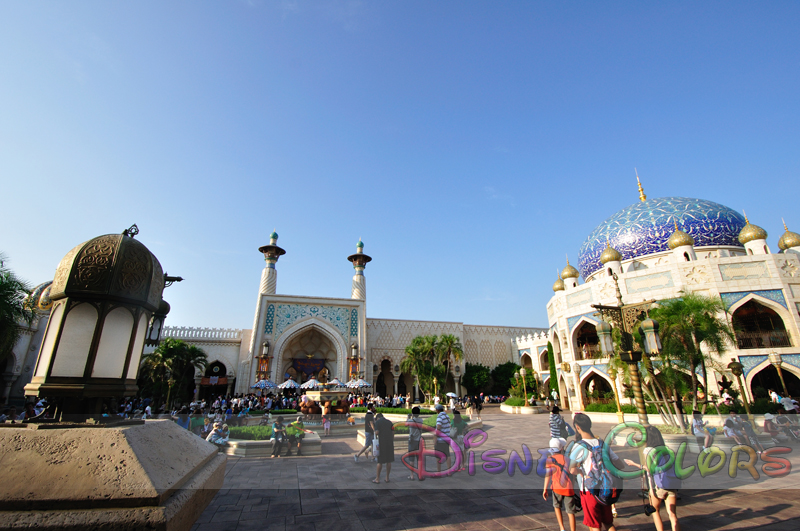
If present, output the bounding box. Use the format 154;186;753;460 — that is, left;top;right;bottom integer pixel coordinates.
578;197;746;279
720;289;788;310
738;355;769;376
274;304;351;339
350;308;358;337
783;354;800;371
518;348;531;359
567;312;601;333
264;304;275;335
537;346;548;357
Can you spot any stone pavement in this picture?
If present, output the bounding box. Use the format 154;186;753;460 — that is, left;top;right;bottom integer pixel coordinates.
190;407;800;531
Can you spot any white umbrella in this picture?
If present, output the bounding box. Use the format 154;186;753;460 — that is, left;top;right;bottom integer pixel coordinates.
446;392;458;398
278;378;300;389
300;378;322;389
346;378;372;389
328;378;344;387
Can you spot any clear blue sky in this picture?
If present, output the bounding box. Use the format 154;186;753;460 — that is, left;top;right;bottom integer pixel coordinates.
1;2;798;329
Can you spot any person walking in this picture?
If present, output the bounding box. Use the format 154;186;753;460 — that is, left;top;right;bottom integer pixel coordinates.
434;404;452;476
406;406;424;481
543;437;577;531
373;412;394;483
355;404;376;462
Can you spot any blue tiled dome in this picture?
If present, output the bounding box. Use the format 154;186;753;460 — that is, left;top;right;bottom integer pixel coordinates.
578;197;746;279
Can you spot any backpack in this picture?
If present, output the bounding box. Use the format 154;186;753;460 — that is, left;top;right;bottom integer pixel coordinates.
650;450;681;491
577;440;622;506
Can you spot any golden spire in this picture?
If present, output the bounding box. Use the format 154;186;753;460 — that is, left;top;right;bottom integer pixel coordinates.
636;168;646;202
743;210;749;223
784;218;789;231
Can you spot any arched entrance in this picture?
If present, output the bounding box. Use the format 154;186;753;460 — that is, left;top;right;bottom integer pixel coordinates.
552;332;563;365
750;364;800;399
376;359;394;397
278;327;338;384
581;371;613;406
574;321;600;360
539;350;549;372
732;300;792;349
201;361;228;400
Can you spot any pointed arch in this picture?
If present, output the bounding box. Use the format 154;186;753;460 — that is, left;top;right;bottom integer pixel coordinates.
272;317;347;382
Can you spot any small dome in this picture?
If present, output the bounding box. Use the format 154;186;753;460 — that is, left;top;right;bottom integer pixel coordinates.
25;281;54;311
779;222;800;250
561;259;580;279
357;239;364;249
553;276;565;292
738;215;768;244
50;232;164;312
269;231;279;241
599;242;622;264
667;223;695;250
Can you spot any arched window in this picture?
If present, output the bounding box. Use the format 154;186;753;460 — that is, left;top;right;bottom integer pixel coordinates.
575;322;600;360
684;252;690;262
764;245;769;254
748;248;754;255
732;300;791;349
607;268;613;276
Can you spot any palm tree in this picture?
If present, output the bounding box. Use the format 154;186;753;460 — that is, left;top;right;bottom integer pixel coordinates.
401;339;431;402
437;333;464;390
0;254;35;364
650;292;735;412
140;338;208;408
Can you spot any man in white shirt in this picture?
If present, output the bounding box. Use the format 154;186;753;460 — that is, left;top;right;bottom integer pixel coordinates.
780;396;796;413
770;389;781;403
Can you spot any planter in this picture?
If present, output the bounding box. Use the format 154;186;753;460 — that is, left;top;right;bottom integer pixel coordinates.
500;404;547;415
355;419;483;446
224;431;322;457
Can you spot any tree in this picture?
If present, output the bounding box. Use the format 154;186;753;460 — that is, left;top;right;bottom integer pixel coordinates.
490;361;520;396
649;292;735;412
401;335;437;402
139;338;208;408
0;255;35;364
547;342;558;393
461;363;491;395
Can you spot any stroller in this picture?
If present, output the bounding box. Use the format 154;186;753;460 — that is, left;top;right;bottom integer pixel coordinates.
776;415;800;441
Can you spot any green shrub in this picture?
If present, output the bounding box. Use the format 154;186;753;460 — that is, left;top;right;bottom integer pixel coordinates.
383;414;452;435
717;399;780;415
583;403;658;414
503;398;527;407
228;425;273;440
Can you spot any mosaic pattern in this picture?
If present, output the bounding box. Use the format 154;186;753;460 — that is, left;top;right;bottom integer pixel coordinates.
263;304;275;335
518;348;531;360
350;309;358;337
537;345;548;356
274;304;351;339
567;312;601;333
739;355;768;377
720;290;787;310
783;354;800;371
578;197;746;279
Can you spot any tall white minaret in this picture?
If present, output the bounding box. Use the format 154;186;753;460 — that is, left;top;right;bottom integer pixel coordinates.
258;231;286;295
347;239;372;299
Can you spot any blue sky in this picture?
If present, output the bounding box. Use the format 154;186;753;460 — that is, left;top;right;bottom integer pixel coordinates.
1;2;799;329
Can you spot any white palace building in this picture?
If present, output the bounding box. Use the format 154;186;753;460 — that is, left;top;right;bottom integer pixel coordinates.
6;182;800;409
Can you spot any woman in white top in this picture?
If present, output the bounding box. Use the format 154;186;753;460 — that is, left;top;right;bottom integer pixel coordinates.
692;410;713;450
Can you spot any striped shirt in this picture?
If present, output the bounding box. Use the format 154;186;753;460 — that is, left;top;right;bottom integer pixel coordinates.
436;412;451;442
549;413;563;438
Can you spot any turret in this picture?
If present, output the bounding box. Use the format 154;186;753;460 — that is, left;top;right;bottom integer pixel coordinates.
778;219;800;254
667;221;696;262
561;256;580;290
738;212;770;255
257;230;286;295
347;239;372;299
599;240;622;276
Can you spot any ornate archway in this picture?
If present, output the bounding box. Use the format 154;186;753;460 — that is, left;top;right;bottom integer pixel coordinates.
272;318;347;383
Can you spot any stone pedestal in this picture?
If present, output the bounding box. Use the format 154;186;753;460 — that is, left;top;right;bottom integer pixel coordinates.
0;419;226;531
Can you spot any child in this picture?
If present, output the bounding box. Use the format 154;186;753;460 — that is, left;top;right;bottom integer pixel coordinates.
723;419;746;446
452;409;468;471
543;437;577;531
322;414;331;436
692;410;713;451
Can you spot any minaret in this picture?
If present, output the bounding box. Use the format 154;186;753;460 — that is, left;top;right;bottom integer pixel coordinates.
561;256;580;290
347;239;372;299
257;231;286;295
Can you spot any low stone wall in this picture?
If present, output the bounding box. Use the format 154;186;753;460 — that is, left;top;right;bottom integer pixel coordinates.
581;411;774;428
499;404;547;415
224;432;322;457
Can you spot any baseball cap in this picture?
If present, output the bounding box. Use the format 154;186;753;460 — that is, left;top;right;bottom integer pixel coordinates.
435;404;444;412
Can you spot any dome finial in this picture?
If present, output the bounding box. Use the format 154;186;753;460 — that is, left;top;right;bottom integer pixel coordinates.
743;210;749;224
636;168;646;202
784;218;789;231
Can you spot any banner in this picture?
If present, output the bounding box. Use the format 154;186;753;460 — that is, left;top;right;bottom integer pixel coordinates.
293;358;325;377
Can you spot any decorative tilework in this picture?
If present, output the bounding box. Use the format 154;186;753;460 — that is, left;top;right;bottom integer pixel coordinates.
783;354;800;371
537;346;548;356
719;262;769;281
518;348;531;359
738;355;768;376
625;271;674;294
588;363;608;376
578;197;746;278
567;312;601;333
567;287;593;308
274;304;351;339
720;290;787;310
350;308;358;337
264;304;275;335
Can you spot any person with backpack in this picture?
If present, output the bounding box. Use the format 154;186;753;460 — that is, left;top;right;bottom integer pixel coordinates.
568;413;627;531
624;426;682;531
543;437;577;531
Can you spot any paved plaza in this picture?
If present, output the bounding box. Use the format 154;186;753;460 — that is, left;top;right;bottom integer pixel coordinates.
190;407;800;531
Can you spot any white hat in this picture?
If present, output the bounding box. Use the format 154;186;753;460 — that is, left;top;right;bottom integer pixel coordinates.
549;437;567;452
764;413;775;420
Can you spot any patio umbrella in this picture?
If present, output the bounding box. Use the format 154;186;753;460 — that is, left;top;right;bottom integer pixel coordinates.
328;378;344;387
446;392;458;398
278;378;300;389
300;378;322;389
251;379;277;390
346;378;372;389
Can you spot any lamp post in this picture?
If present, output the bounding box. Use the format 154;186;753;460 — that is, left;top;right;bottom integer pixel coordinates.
455;365;461;396
520;367;528;404
728;358;754;423
769;351;790;398
433;376;438;400
607;366;625;424
592;273;654;427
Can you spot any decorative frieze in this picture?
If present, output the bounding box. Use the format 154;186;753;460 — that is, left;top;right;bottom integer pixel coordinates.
719;261;769;281
624;271;674;293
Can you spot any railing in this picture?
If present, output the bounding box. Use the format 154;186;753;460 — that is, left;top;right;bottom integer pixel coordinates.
576;344;604;360
163;326;243;341
735;330;792;350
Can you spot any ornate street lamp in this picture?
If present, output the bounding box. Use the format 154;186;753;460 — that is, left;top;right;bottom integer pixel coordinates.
769;351;790;397
592;273;654;426
728;358;754;423
433;376;438;399
520;367;528;403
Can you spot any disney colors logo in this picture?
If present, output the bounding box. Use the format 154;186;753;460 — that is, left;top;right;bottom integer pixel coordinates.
400;421;793;481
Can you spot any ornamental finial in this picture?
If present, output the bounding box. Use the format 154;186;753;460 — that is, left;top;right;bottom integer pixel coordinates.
743;210;749;224
636;168;646;202
783;218;789;231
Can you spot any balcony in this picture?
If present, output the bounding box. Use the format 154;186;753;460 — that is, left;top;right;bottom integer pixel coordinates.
735;330;792;350
576;344;604;360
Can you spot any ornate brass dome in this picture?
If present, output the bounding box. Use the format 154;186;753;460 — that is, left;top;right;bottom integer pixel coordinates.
25;281;54;311
738;216;768;244
561;258;580;279
667;223;695;250
599;242;622;264
49;230;164;312
778;220;800;250
553;275;565;292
